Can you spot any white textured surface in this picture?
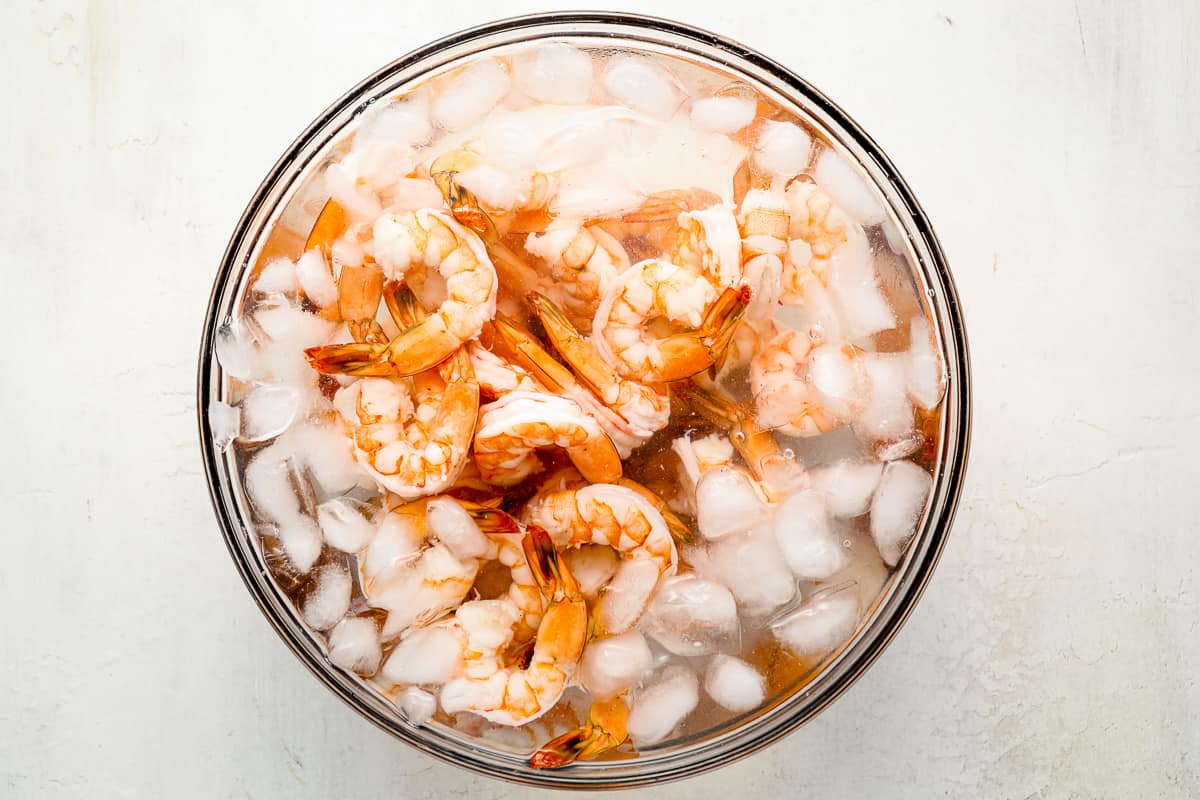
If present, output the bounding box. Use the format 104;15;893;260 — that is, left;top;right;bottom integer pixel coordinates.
2;1;1198;797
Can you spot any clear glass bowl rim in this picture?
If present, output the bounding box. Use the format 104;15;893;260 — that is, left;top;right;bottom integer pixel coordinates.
196;10;972;790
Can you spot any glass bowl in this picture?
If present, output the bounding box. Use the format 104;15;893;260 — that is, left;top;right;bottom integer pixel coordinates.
197;11;970;790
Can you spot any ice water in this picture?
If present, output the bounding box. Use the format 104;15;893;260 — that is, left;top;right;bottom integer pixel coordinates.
211;39;947;761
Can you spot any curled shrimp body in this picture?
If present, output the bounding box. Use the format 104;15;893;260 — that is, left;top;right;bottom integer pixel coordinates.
749;327;863;438
781;180;849;303
524;483;678;635
305;209;497;377
525;221;630;332
671;204;743;290
473;390;622;487
592;259;750;383
439;529;588;726
331;346;479;500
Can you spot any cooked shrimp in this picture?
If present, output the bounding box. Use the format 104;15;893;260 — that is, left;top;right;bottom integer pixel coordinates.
524;483;678;635
592;259;750;383
487;313;663;458
439;528;588;726
749;326;863;438
531;695;630;768
670;203;743;290
473;391;622;487
467;341;544;400
781;180;849;303
526;292;671;439
671;377;806;502
525;220;629;331
304;209;497;376
736;186;788;319
331;346;479;499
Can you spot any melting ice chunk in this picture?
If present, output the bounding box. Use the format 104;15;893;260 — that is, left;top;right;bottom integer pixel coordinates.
643;574;740;656
808;459;883;518
255;257;299;294
207;400;240;452
577;630;653;700
602;56;683;119
302;563;352;631
425;497;491;561
328;616;382;676
381;625;463;686
628;666;699;747
690;96;756;134
295;249;337;308
827;226;895;341
280;425;363;499
701;526;796;617
361;509;423;583
853;354;913;444
238;384;301;443
431;58;511;132
695;467;768;540
277;517;323;575
595;556;662;635
771;582;860;657
755;120;813;180
906;317;945;411
772;491;849;580
870;460;932;566
214;318;259;381
704;655;765;713
398;686;438;726
513;43;594;104
317;496;376;553
813;149;887;225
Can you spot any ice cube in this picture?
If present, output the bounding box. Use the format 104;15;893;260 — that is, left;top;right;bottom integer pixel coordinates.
772;491;849;580
295;248;337;308
255;257;299;294
827;226;895;341
627;666;699;746
455;165;524;212
853;354;914;444
388;177;445;211
317;496;376;553
323;160;382;224
280;424;362;499
214;318;259;380
755;121;813;180
595;557;662;634
425;497;491;561
237;384;301;442
564;544;619;599
642;574;740;656
695;467;769;540
362;509;424;582
380;625;463;686
302;563;352;631
808;460;883;517
704;527;796;616
277;516;323;574
813;149;887;225
577;630;653;700
513;43;594;104
398;686;438;726
602;56;683;119
872;431;925;462
360;95;433;150
207;400;240;452
328;616;382;676
431;58;511;132
881;218;906;255
808;343;865;421
376;546;478;640
690;96;756;134
870;460;932;566
771;582;860;657
704;655;765;713
906;317;945;411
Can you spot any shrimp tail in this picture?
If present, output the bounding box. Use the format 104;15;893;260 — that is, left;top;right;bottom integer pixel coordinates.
526;292;611;399
304;341;393;376
523;526;580;602
487;314;578;395
652;285;751;383
530;696;631;768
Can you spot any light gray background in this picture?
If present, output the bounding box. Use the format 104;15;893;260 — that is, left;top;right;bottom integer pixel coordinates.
3;1;1197;797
